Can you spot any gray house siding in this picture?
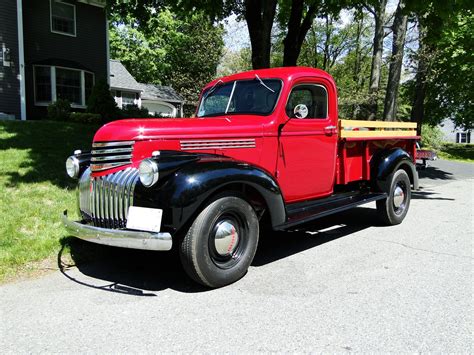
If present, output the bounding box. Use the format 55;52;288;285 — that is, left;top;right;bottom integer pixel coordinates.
439;119;472;144
23;0;107;119
0;0;21;118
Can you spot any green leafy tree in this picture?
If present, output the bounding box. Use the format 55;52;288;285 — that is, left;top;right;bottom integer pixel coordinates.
217;48;252;77
109;9;224;104
424;12;473;129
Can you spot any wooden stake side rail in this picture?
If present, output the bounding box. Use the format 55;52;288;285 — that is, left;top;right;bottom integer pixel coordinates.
339;119;417;139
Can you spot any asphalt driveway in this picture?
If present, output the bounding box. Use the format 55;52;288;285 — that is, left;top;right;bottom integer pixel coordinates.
1;159;472;353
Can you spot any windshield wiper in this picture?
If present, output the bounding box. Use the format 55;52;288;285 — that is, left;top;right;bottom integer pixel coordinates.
255;74;275;93
203;79;224;101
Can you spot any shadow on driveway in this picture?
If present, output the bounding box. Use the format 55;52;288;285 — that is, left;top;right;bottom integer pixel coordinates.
59;207;381;295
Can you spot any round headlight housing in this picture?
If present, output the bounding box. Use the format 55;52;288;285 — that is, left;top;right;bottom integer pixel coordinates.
65;156;80;179
139;159;159;187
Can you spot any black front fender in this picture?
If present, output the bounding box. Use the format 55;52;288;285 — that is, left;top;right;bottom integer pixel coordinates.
133;157;286;234
371;148;419;191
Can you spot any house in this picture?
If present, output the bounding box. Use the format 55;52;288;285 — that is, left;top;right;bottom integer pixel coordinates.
439;119;472;144
110;59;184;117
109;59;142;109
139;83;184;118
0;0;108;120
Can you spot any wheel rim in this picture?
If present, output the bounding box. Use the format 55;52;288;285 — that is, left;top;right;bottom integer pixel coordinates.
214;220;240;256
208;212;248;269
393;182;407;215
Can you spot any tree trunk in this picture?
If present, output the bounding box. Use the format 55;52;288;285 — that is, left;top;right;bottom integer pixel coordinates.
244;0;277;69
282;0;318;67
322;14;331;71
411;20;427;136
352;9;364;119
383;0;408;121
367;0;387;120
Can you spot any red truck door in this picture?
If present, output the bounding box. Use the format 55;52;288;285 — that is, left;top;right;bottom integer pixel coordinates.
277;81;338;202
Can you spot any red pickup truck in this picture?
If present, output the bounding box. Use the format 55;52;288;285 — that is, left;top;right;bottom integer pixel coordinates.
63;67;419;287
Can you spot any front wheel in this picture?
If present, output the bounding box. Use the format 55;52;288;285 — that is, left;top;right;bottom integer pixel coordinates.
179;196;259;288
376;169;411;225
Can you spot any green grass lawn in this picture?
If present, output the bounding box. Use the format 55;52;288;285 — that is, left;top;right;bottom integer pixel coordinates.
0;120;98;282
439;143;474;163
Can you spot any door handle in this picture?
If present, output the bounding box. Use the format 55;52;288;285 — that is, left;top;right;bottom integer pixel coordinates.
324;125;337;135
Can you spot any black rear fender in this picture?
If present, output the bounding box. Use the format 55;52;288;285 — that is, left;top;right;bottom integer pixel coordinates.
370;148;419;191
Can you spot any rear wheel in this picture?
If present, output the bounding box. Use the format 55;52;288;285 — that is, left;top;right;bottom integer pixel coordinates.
180;196;259;288
376;169;411;225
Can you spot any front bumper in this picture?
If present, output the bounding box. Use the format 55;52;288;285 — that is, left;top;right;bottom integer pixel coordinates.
62;210;172;251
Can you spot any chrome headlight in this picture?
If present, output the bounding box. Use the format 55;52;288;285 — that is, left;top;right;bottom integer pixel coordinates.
139;159;159;187
65;155;80;179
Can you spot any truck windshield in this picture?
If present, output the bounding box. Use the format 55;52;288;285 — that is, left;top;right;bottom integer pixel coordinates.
197;79;282;117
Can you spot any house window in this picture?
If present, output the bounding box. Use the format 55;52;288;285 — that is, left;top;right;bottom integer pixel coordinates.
122;92;136;106
34;65;94;107
50;0;76;36
457;132;471;143
34;66;52;103
56;68;81;105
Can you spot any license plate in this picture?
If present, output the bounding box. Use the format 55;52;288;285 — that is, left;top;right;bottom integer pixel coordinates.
126;206;163;233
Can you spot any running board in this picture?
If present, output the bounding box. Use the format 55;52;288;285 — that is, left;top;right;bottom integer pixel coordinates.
275;192;388;230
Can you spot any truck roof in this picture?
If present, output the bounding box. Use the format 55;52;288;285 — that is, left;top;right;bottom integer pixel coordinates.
205;66;335;89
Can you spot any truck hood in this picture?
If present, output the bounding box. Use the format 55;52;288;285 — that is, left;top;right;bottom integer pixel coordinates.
93;116;265;142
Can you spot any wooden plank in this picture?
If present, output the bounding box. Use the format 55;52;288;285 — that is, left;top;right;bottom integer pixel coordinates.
339;119;417;129
340;130;417;138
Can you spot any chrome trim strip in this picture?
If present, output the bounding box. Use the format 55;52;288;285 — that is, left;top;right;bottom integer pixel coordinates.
63;210;172;251
180;139;256;150
91;154;133;162
92;141;135;148
91;148;133;155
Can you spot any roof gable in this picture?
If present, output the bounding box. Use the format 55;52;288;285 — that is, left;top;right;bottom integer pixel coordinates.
109;60;142;92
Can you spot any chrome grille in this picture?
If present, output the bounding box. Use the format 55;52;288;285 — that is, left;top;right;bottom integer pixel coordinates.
78;167;139;228
91;141;134;172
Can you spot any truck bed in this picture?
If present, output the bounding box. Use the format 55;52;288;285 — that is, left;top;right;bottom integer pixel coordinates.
336;120;419;185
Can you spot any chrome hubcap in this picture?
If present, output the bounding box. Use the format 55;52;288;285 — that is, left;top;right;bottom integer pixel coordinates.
393;185;405;209
214;220;239;256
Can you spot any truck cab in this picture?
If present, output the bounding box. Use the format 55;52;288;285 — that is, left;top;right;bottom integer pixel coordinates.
63;67;419;288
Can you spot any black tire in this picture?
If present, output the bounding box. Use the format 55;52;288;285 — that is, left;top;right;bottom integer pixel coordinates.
179;196;259;288
376;169;411;225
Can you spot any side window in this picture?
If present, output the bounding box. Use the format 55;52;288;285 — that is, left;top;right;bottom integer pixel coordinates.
286;84;328;119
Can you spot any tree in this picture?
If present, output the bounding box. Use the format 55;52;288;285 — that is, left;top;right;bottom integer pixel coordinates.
364;0;388;120
217;48;252;76
244;0;278;68
423;11;473;129
280;0;319;66
109;9;224;103
383;0;408;121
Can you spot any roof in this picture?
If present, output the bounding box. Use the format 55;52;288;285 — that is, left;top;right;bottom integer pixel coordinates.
109;60;142;92
139;83;184;103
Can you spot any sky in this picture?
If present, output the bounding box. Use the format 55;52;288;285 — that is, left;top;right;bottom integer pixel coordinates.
222;1;400;52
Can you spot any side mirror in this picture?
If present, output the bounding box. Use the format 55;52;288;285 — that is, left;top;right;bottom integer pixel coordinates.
293;104;308;119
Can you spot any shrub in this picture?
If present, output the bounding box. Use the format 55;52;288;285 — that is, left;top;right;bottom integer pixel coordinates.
69;112;102;124
421;124;444;151
47;99;71;121
119;104;150;118
86;78;118;123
